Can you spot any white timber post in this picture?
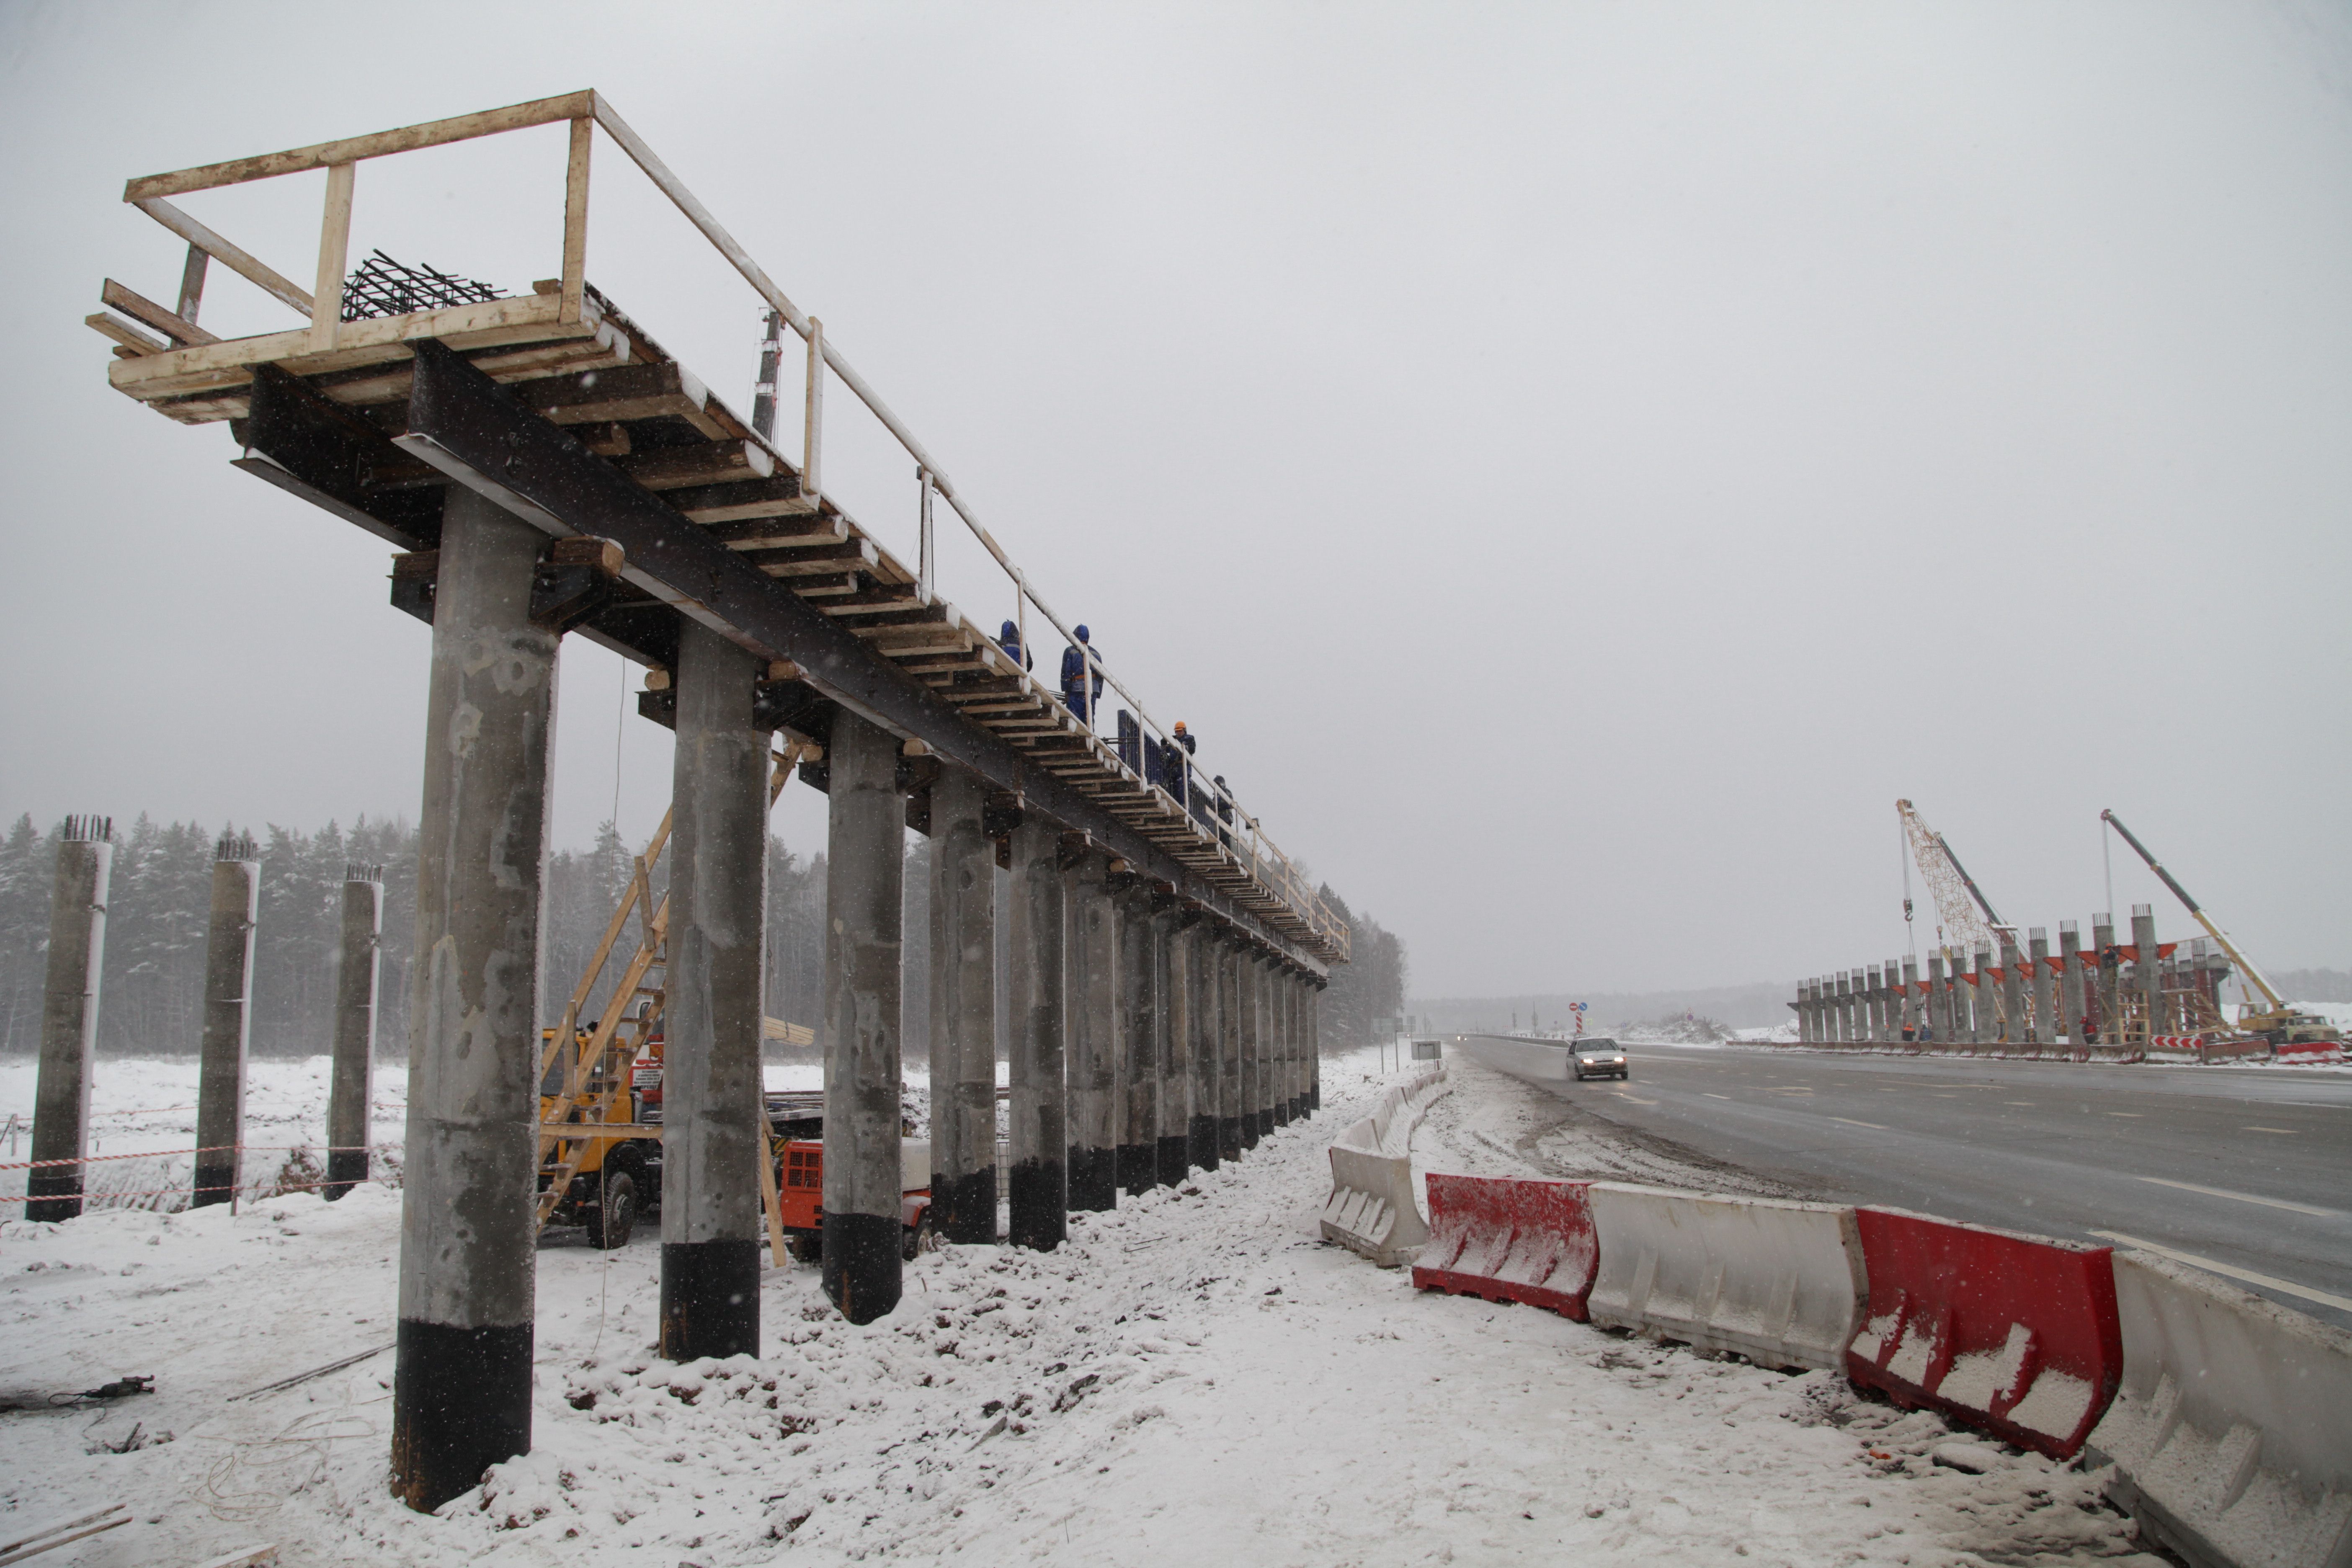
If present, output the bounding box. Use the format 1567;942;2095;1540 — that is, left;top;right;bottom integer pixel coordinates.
311;161;355;353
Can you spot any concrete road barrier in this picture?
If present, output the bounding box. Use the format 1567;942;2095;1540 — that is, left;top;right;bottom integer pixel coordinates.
1586;1184;1866;1372
1412;1174;1597;1319
2085;1251;2352;1568
1847;1208;2122;1459
1454;1034;1576;1085
1320;1068;1449;1268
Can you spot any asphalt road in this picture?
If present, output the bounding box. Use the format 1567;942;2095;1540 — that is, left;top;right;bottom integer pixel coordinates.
1516;1042;2352;1331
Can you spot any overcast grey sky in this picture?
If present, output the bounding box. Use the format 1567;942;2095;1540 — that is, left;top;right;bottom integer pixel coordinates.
3;2;2347;997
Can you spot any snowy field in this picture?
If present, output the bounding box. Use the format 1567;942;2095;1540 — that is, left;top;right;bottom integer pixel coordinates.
0;1048;2163;1567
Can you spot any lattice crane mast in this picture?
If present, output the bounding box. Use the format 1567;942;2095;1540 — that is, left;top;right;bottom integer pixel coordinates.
1896;799;2017;960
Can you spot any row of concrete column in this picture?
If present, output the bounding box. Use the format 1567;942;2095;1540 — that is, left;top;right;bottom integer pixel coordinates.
1794;904;2175;1047
386;489;1325;1510
24;819;384;1224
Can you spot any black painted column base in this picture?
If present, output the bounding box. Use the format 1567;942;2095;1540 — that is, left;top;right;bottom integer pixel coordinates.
390;1317;532;1512
661;1239;762;1359
1273;1099;1292;1128
821;1212;902;1325
1007;1158;1065;1251
1217;1115;1243;1163
191;1157;237;1209
24;1172;82;1225
324;1148;368;1202
1292;1094;1307;1121
1117;1142;1153;1198
1188;1114;1219;1172
1257;1109;1275;1138
1310;1080;1320;1112
933;1167;995;1245
1068;1144;1119;1212
1154;1135;1186;1188
1238;1111;1260;1151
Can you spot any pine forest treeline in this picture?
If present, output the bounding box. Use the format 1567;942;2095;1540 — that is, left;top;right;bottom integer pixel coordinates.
0;812;1401;1061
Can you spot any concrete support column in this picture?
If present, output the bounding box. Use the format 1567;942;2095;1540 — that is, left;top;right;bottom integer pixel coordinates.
661;622;771;1359
1236;952;1261;1149
1825;972;1844;1043
1006;816;1067;1251
1115;881;1155;1197
2131;905;2160;1042
1926;953;1949;1042
28;817;111;1223
193;834;261;1209
1232;940;1251;1161
1154;902;1187;1184
819;709;905;1324
2058;920;2084;1047
1999;937;2025;1047
391;486;558;1513
1253;957;1276;1138
1794;980;1811;1043
928;768;996;1245
325;864;383;1199
1066;849;1118;1211
2026;928;2052;1046
1287;974;1306;1119
1864;966;1884;1042
2092;914;2118;1043
1970;946;1996;1044
1271;967;1294;1128
1899;958;1920;1038
1180;918;1216;1170
1308;981;1323;1112
1880;962;1901;1041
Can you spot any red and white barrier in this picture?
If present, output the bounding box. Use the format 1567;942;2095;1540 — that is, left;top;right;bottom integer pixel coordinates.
1585;1185;1866;1372
2274;1039;2347;1065
1846;1209;2121;1460
1411;1174;1596;1319
2086;1251;2352;1568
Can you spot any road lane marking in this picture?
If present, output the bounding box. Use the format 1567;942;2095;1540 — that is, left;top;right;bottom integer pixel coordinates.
1829;1117;1888;1130
1703;1093;1731;1100
2005;1101;2034;1106
2091;1232;2352;1314
2106;1112;2142;1118
1617;1096;1659;1106
2244;1127;2295;1135
2137;1177;2338;1218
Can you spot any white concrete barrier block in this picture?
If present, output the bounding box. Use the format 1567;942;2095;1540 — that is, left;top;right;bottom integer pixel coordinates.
2085;1251;2352;1568
1456;1036;1574;1085
1585;1184;1866;1372
1320;1070;1450;1267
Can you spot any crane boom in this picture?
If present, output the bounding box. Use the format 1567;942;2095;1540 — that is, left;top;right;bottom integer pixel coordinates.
2099;809;2283;1010
1896;799;2014;958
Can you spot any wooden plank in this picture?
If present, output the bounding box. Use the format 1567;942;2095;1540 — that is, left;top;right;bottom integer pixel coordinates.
561;116;591;323
177;242;209;322
616;441;774;490
310;162;355;353
752;543;877;577
126;90;596;200
85;312;168;355
107;292;569;395
132;197;315;316
100;278;217;346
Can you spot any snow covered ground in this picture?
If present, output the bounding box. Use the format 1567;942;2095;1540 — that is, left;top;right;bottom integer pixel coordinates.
0;1048;2161;1566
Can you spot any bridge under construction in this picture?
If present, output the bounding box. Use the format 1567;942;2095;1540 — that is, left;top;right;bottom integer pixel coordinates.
68;91;1346;1511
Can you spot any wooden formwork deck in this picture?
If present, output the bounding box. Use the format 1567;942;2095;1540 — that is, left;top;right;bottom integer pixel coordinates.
92;98;1341;965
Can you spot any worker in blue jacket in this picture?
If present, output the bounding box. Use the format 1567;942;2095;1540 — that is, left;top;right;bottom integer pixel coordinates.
1060;626;1103;727
998;620;1033;672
